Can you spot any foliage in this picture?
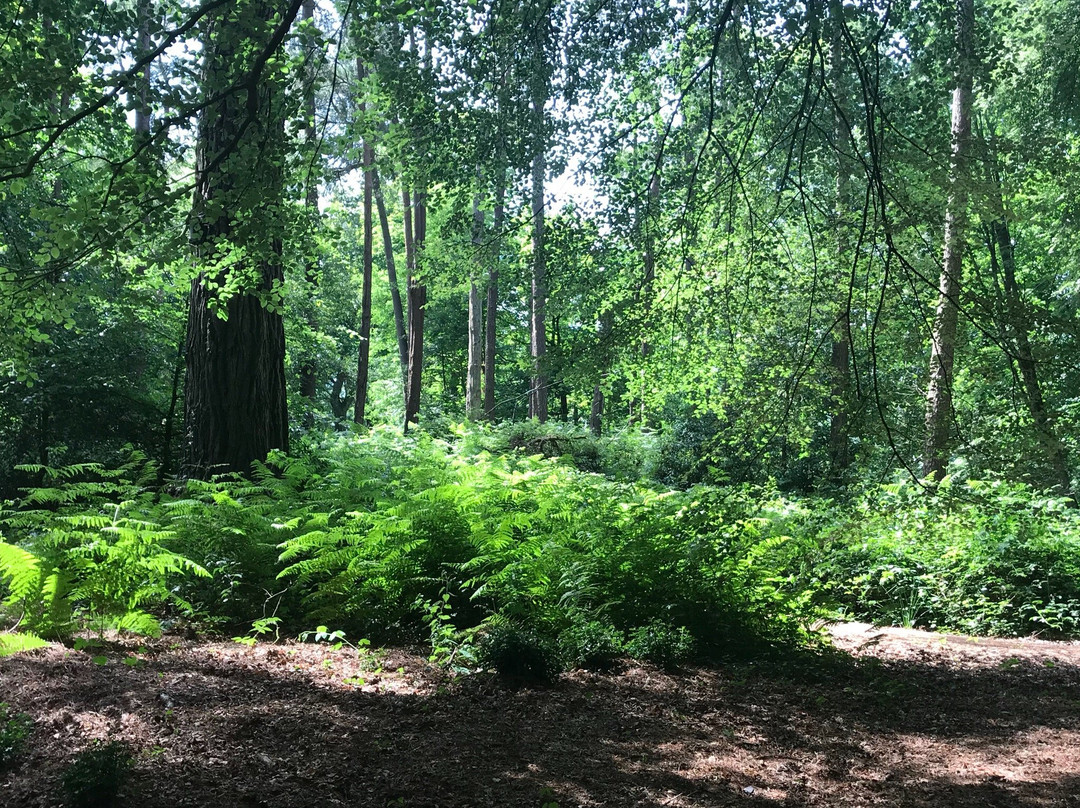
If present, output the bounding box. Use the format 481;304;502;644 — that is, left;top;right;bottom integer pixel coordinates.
475;620;559;683
60;741;133;808
558;618;623;670
807;479;1080;638
0;458;208;639
624;621;693;670
277;429;826;656
0;702;33;771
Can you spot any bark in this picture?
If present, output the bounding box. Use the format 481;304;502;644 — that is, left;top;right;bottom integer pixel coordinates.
923;0;974;482
354;137;374;424
828;0;853;477
297;0;320;410
987;217;1071;494
330;371;351;420
484;169;505;419
374;168;408;382
182;1;300;478
466;193;484;420
404;186;427;429
135;0;152;139
528;14;549;423
589;384;603;438
529;142;548;422
636;172;660;424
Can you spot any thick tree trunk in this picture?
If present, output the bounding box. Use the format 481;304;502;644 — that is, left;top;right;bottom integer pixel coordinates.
466;193;484;420
182;0;301;478
484;170;505;419
354;138;374;424
923;0;974;482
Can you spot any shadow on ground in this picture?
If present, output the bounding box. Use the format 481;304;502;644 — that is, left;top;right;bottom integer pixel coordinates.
2;634;1079;807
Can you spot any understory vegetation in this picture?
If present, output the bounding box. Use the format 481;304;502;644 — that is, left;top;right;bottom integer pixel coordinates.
3;425;1079;675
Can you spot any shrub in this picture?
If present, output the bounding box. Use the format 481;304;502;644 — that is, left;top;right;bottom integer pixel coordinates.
809;478;1080;637
558;619;623;670
625;621;693;669
0;703;33;770
0;458;208;640
61;740;133;808
476;621;559;683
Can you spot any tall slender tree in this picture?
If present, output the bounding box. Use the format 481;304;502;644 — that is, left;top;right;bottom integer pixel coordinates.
527;6;550;423
923;0;975;481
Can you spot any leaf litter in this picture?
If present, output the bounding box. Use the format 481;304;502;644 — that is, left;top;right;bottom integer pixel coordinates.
2;622;1079;807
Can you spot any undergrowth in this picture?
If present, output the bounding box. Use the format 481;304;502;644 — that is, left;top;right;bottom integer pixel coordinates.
2;430;1079;669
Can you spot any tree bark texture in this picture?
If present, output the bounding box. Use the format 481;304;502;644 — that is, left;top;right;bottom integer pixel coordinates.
404;187;427;429
182;0;302;478
354;137;374;424
298;0;320;410
589;384;604;437
923;0;974;481
528;14;548;423
529;143;548;421
828;0;853;477
466;193;484;420
374;168;408;382
484;169;505;419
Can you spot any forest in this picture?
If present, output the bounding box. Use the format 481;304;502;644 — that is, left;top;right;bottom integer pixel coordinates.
3;0;1080;805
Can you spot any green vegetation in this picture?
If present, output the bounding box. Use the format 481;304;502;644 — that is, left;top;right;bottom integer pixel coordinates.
3;429;1080;672
60;741;134;808
2;0;1080;682
0;702;33;771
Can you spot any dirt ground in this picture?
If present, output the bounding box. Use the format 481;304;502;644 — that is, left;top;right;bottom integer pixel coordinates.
2;622;1080;807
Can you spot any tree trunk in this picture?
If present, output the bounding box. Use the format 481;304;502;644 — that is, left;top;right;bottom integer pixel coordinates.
466;193;484;420
828;0;853;478
330;371;351;420
298;0;320;413
987;217;1071;494
404;186;427;429
589;384;603;437
354;137;374;425
374;168;408;383
529;142;548;422
484;168;505;419
923;0;974;482
182;0;300;478
134;0;152;139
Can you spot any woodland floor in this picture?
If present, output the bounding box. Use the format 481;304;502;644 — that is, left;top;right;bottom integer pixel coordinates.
3;623;1080;807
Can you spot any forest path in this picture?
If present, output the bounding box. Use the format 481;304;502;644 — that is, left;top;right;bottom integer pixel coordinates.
2;623;1079;807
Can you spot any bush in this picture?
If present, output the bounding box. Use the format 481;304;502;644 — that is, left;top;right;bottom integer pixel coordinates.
0;702;33;770
625;621;693;669
476;621;559;683
61;740;133;808
809;478;1080;637
559;619;624;670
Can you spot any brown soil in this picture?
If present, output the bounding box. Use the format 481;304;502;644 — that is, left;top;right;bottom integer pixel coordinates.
3;622;1080;807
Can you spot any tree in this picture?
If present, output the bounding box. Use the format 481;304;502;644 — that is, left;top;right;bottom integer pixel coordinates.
527;4;551;423
182;0;304;478
923;0;976;481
